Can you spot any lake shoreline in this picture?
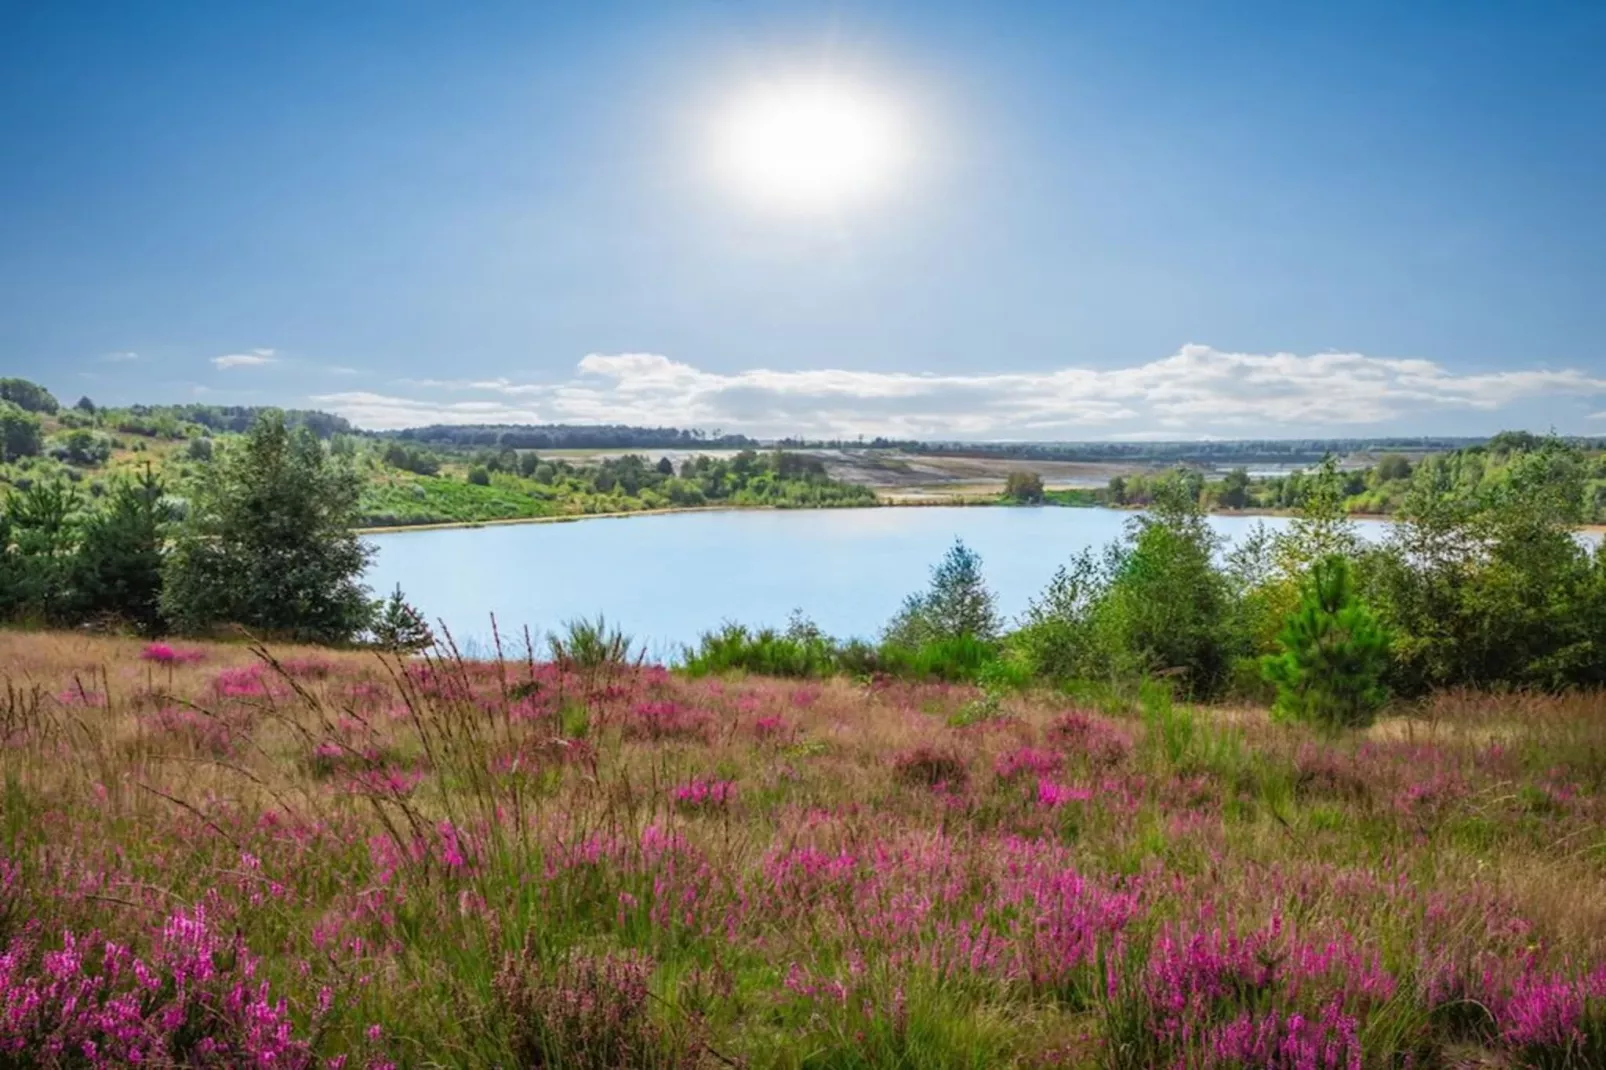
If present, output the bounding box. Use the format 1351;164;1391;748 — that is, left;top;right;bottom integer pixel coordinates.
356;499;1606;538
355;498;1388;537
357;504;766;535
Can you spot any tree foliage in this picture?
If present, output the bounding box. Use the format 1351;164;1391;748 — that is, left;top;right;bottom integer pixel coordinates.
0;378;59;414
1362;439;1606;692
1004;470;1045;503
0;403;43;462
372;585;435;652
1;480;79;619
68;467;172;633
1261;555;1390;732
885;540;1001;646
162;411;374;643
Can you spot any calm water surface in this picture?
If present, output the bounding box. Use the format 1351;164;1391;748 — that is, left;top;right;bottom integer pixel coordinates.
363;507;1381;659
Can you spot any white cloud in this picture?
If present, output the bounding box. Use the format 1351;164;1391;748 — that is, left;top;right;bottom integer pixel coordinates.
212;350;278;370
312;344;1606;436
102;351;139;362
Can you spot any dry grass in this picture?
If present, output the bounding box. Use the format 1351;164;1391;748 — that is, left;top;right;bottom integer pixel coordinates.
2;630;1605;1067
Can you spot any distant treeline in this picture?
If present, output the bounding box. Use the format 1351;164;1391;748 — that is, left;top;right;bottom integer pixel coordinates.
383;424;759;450
904;438;1491;465
110;404;354;439
914;434;1606;466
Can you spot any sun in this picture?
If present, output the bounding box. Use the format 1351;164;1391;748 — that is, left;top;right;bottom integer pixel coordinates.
712;77;907;211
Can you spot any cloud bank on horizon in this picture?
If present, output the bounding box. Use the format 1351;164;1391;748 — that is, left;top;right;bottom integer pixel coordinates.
312;344;1606;439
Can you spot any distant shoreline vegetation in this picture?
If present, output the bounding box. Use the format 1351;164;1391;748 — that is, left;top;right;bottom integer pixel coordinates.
0;377;1603;706
1;376;1603;534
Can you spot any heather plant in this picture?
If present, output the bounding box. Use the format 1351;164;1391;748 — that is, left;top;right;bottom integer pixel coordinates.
1261;555;1390;732
3;630;1606;1068
494;946;701;1069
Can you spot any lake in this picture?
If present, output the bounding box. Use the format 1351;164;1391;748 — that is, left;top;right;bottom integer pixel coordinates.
363;506;1387;660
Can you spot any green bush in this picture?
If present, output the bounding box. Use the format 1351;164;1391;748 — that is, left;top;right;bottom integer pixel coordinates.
879;634;1000;682
1261;555;1390;732
0;403;42;462
548;615;637;671
1362;441;1606;692
371;585;435;652
682;622;836;678
67;468;172;634
1015;476;1248;697
162;411;374;643
884;540;1001;647
0;377;59;414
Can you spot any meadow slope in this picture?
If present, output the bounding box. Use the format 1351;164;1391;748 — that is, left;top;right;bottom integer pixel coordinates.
2;631;1605;1067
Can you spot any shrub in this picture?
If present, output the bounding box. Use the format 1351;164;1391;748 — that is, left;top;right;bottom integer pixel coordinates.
1362;441;1606;692
884;539;1001;646
682;615;836;678
1004;470;1045;503
372;584;435;652
1093;483;1243;696
67;468;172;634
1261;555;1390;732
892;746;969;790
0;402;42;462
548;615;636;671
878;634;999;683
494;947;700;1069
0;377;58;414
161;412;374;643
1012;550;1104;680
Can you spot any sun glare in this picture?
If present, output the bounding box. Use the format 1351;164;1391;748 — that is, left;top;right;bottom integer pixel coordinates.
713;78;906;211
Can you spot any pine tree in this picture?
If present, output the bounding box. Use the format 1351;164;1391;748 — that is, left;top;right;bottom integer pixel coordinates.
1261;555;1390;731
885;539;1000;645
3;480;79;620
372;585;434;652
69;466;172;634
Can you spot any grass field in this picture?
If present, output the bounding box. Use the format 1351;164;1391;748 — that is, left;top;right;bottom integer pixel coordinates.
2;630;1605;1067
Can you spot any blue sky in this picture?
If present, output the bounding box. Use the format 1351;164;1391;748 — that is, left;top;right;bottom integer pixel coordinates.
2;0;1603;439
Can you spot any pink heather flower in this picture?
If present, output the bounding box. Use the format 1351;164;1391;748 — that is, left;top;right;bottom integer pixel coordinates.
671;777;736;811
0;905;312;1065
752;714;791;740
1036;779;1092;808
995;746;1063;781
436;822;469;870
214;665;269;699
141;642;179;664
624;701;711;742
